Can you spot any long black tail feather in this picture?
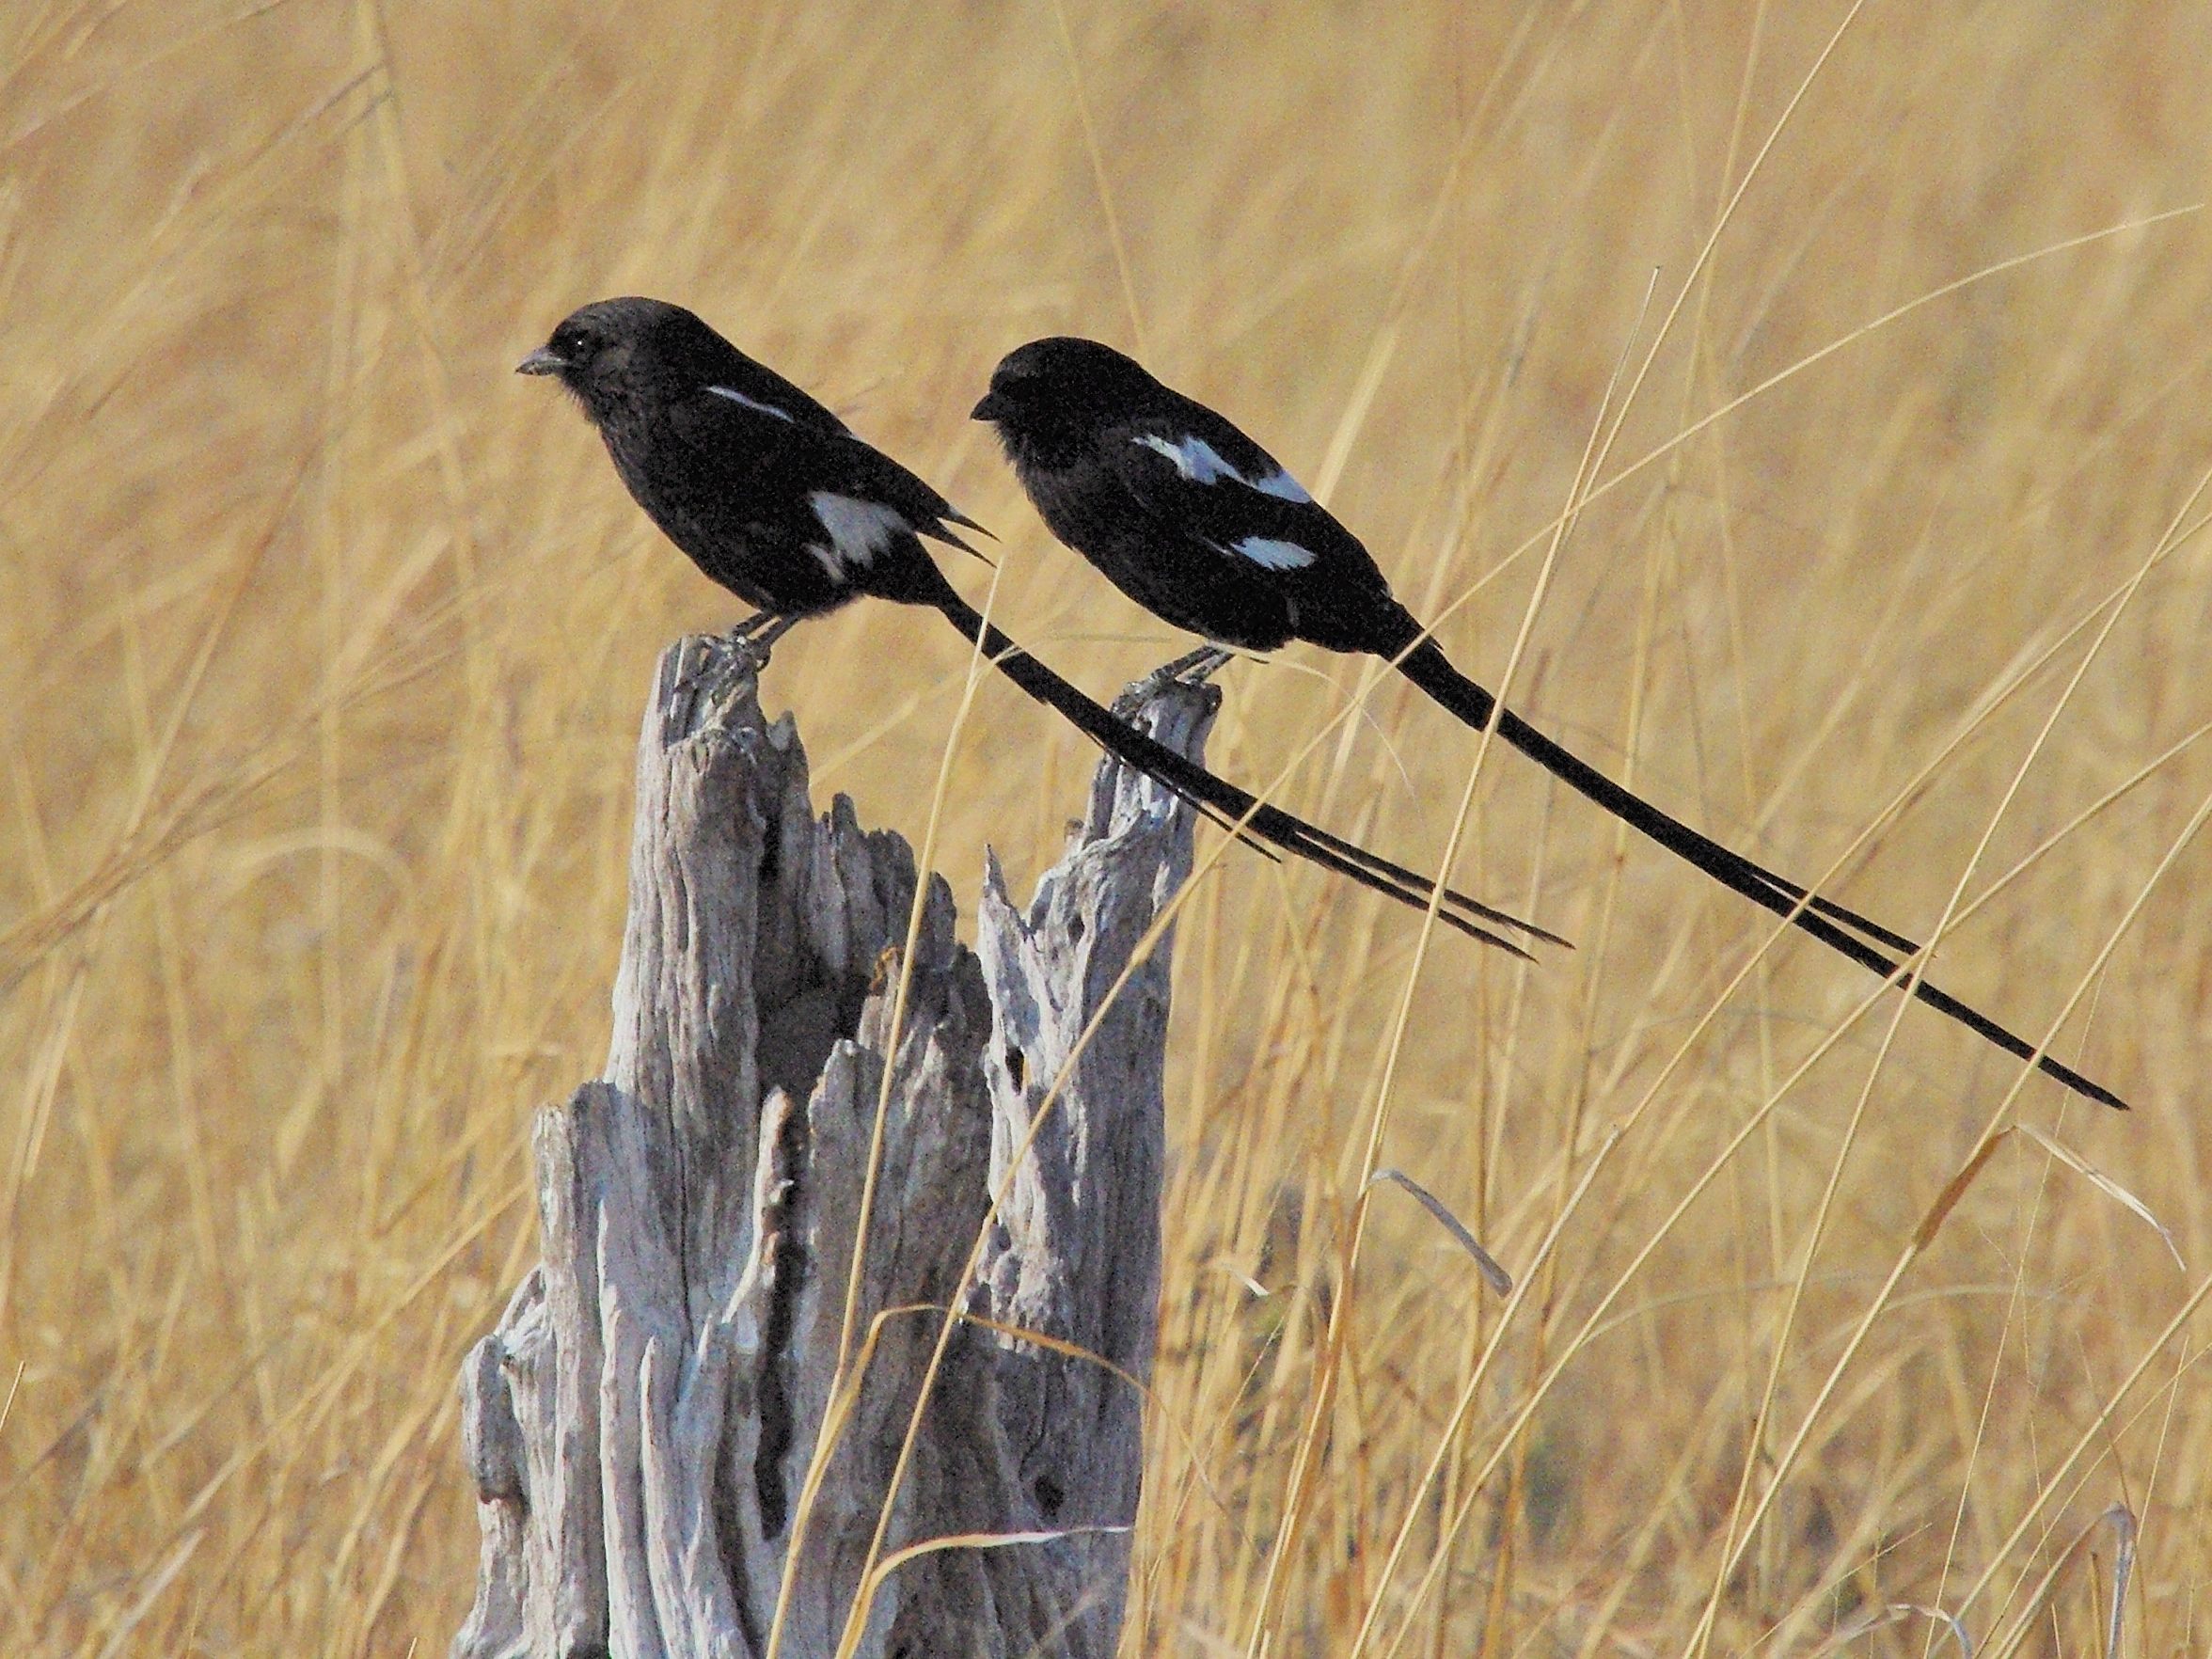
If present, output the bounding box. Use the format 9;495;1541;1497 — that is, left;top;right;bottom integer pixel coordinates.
1398;638;1918;951
1392;635;2126;1111
925;589;1565;956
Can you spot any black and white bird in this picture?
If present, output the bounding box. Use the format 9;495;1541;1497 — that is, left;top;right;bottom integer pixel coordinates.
517;297;1559;953
972;334;2127;1112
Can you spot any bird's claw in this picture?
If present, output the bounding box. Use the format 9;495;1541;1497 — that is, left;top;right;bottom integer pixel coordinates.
722;611;798;669
1114;644;1235;716
1111;666;1183;719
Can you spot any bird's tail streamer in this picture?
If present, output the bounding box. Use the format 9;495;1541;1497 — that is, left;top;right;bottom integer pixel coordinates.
1391;631;2127;1111
924;585;1563;956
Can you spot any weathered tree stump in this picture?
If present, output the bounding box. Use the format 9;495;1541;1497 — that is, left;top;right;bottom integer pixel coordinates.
453;634;1211;1659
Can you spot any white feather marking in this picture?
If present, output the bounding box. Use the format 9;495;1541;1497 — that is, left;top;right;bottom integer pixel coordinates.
707;384;798;422
1231;536;1318;571
1135;432;1238;484
1135;433;1313;502
808;492;908;571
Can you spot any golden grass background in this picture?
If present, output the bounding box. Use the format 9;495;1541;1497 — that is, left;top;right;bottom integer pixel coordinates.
5;1;2212;1651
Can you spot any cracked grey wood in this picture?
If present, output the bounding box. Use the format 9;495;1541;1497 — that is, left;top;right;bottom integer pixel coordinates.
452;634;1211;1659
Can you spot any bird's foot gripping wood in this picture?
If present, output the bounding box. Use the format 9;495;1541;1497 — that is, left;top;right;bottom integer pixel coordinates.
722;609;800;668
452;637;1211;1659
1112;644;1236;718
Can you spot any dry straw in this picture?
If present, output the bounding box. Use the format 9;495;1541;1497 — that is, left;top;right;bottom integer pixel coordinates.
4;4;2209;1654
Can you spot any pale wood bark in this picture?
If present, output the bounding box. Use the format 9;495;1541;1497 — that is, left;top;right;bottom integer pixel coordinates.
453;634;1211;1659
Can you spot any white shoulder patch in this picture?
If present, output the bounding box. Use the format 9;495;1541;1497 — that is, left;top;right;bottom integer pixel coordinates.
1134;432;1238;485
1134;432;1313;503
1231;536;1318;571
1247;466;1313;504
808;492;908;575
707;384;798;422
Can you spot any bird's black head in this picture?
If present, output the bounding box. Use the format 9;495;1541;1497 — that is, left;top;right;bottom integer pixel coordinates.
971;337;1164;465
518;296;727;423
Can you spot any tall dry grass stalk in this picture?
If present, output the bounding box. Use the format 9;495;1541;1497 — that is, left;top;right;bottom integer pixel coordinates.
3;3;2209;1652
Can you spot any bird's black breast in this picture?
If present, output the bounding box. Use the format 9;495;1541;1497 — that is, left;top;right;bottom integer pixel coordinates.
599;410;857;618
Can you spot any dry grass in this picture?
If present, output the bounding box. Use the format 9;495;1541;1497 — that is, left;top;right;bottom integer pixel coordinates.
6;1;2212;1652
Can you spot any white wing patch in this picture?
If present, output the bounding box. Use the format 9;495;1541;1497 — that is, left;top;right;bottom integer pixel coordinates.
1134;433;1314;503
707;384;798;422
1230;536;1318;571
1246;467;1313;503
808;492;908;577
1136;432;1239;483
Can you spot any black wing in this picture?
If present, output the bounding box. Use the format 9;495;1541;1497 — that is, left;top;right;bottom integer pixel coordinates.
668;379;988;557
1101;404;1391;595
689;345;854;438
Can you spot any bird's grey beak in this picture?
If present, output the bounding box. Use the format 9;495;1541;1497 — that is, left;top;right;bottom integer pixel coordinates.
970;390;1007;422
515;346;569;377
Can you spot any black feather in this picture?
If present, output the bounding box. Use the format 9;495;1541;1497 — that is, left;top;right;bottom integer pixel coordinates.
974;333;2130;1114
518;298;1558;955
